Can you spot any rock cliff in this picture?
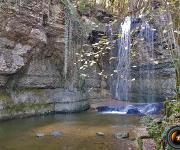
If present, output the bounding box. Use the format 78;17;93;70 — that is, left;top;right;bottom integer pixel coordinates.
0;0;89;120
0;0;176;120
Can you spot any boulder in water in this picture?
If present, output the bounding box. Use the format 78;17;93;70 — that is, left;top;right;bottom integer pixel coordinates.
126;105;141;115
50;131;62;138
36;133;45;138
115;132;129;139
96;132;105;136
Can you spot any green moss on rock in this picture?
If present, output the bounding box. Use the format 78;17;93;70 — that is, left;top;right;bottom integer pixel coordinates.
18;88;45;96
4;102;51;114
0;90;11;102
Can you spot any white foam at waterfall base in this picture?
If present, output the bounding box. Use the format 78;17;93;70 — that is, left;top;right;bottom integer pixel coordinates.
99;103;163;115
101;111;127;115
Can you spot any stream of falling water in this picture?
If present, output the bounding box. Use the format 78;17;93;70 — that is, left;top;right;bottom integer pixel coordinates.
113;16;156;103
139;19;155;102
64;8;71;80
107;23;113;106
64;0;78;91
115;16;131;101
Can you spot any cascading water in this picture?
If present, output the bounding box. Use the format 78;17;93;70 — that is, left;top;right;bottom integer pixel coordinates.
64;8;71;80
139;18;156;102
104;16;162;115
115;16;131;101
112;16;157;103
64;0;79;90
106;23;113;104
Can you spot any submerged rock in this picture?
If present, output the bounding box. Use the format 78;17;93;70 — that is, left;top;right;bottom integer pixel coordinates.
96;132;105;136
50;131;62;137
36;133;45;138
115;132;129;139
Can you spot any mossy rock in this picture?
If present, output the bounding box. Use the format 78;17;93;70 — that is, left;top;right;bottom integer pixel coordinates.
0;89;11;102
17;88;45;96
4;102;51;114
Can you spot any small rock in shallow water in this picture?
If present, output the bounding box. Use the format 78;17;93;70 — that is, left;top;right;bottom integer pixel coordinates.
36;133;45;138
50;131;62;137
115;132;129;139
96;132;105;136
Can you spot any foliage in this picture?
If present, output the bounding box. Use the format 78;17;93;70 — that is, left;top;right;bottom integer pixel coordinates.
76;36;114;79
75;0;146;18
142;99;180;150
76;0;93;15
164;99;180;117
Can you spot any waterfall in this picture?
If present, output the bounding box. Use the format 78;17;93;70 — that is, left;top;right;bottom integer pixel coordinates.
115;16;131;101
64;8;70;80
63;0;76;80
106;23;113;100
64;0;76;88
139;18;155;102
113;16;156;102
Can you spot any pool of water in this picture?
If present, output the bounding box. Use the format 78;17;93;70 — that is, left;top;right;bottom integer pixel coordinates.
0;112;140;150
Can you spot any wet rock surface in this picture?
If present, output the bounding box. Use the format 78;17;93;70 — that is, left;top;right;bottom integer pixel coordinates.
142;139;156;150
36;133;45;138
0;1;64;81
115;132;129;139
50;131;62;137
135;127;150;139
96;132;105;136
0;0;91;118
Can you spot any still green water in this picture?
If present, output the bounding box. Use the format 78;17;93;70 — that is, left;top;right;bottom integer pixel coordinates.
0;112;140;150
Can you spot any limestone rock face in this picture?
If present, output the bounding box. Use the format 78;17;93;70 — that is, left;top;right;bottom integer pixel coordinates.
16;59;62;88
0;0;65;87
0;0;89;119
0;75;8;86
0;37;32;74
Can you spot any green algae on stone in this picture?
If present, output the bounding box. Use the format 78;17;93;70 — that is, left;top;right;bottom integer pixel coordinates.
0;90;11;102
18;88;45;96
4;102;51;114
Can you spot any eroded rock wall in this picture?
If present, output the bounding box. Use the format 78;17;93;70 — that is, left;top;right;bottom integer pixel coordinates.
111;13;176;102
0;0;89;120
